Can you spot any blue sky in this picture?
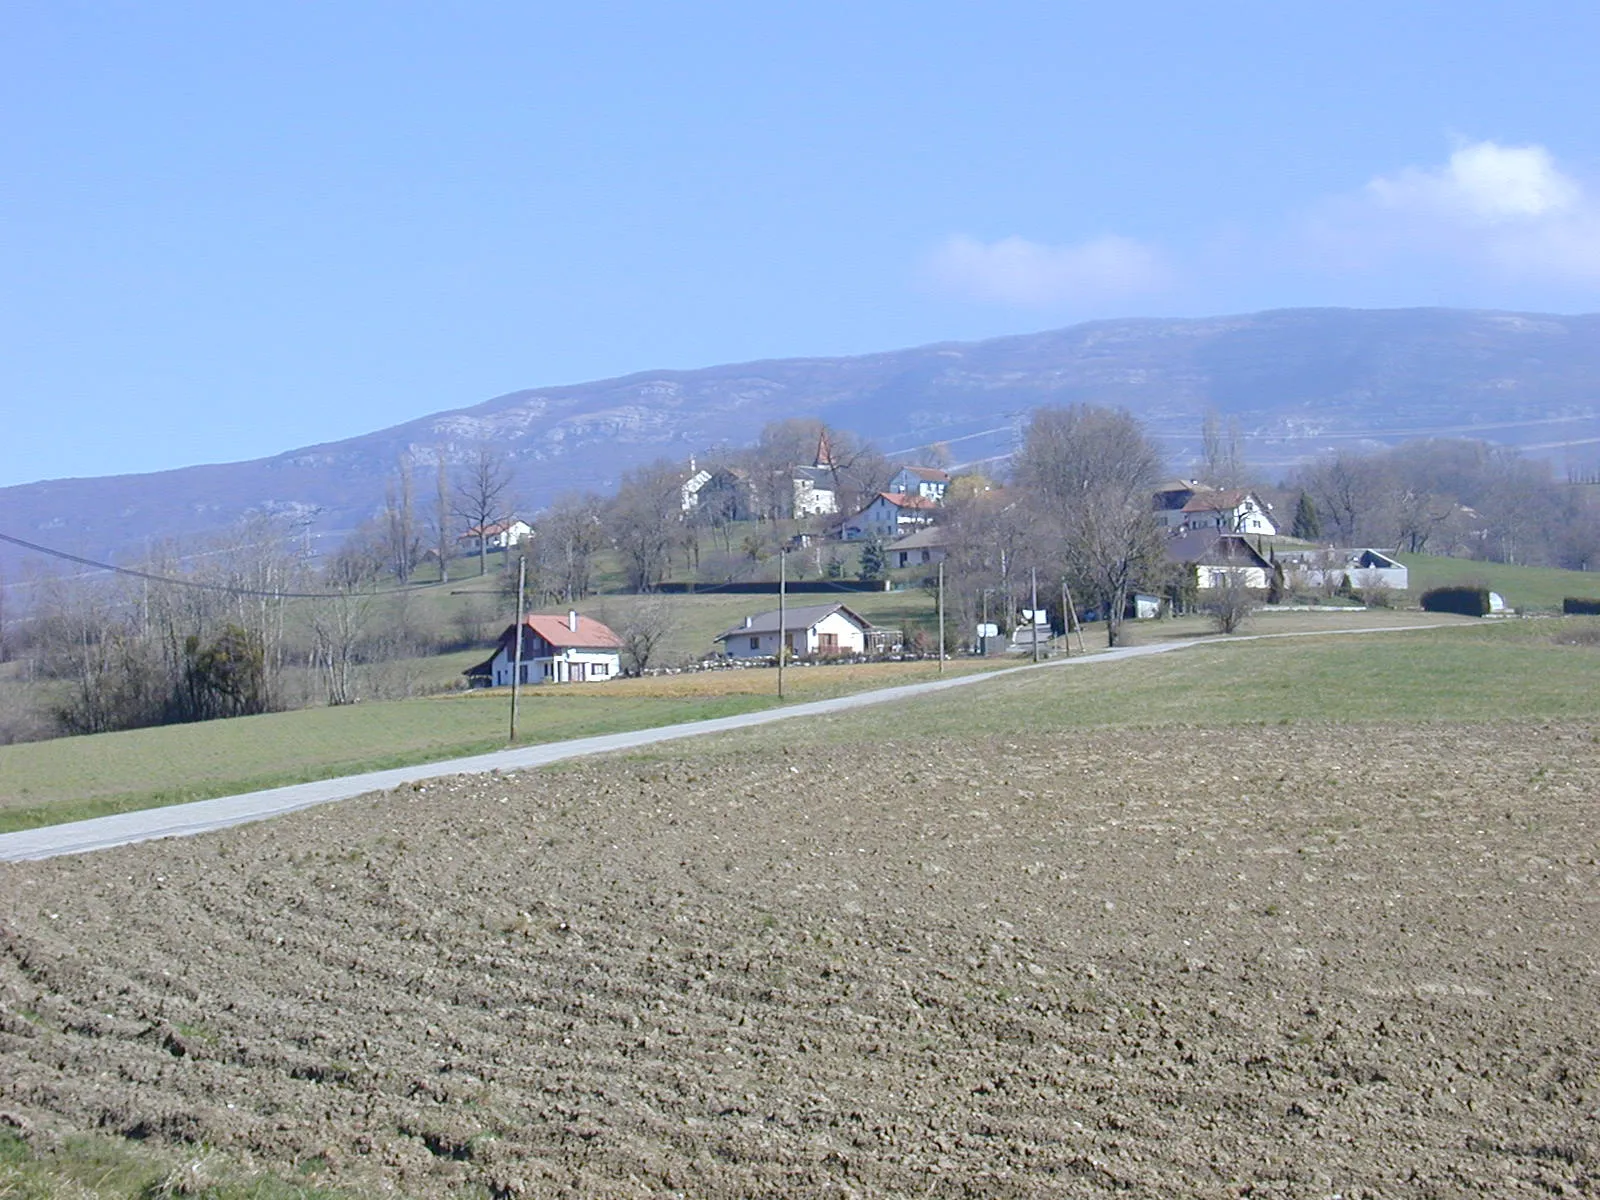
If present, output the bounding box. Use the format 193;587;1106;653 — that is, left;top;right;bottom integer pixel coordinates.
4;1;1600;489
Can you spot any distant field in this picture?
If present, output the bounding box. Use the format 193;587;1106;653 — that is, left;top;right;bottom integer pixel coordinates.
1398;552;1600;611
0;605;1576;834
0;657;994;832
633;616;1600;763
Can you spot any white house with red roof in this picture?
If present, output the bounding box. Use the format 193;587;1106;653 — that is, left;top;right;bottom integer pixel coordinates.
465;610;623;686
842;491;939;541
456;518;533;553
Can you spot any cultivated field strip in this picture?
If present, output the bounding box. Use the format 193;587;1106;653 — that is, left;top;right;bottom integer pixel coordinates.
1;721;1597;1196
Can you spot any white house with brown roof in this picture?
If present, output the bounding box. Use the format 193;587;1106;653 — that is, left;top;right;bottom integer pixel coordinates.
1154;481;1276;536
842;492;938;541
465;610;623;686
715;603;879;659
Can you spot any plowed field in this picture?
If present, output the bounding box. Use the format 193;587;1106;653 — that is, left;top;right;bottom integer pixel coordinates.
2;720;1597;1197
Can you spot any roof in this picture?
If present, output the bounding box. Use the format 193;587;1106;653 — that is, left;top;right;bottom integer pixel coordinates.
887;525;950;550
897;465;952;482
872;491;939;510
504;612;623;650
1166;532;1272;570
716;602;875;641
459;518;529;538
1181;489;1253;513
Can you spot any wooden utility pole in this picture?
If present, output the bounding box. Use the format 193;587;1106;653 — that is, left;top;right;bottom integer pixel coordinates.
1060;579;1070;657
508;555;526;743
777;546;787;699
1031;566;1040;663
1063;579;1087;654
937;560;946;676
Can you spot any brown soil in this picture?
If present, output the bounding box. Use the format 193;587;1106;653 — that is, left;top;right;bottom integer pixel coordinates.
1;721;1597;1198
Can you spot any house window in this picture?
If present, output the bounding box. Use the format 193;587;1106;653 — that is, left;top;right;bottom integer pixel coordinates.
519;664;530;684
749;636;760;651
543;662;553;678
593;662;608;677
819;632;839;653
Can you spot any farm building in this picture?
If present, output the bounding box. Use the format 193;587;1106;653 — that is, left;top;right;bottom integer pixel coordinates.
465;611;623;686
1277;548;1409;592
715;603;882;659
1166;532;1274;588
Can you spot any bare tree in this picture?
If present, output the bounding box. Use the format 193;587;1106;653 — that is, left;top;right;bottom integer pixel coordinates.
615;597;678;675
309;549;377;706
537;492;606;602
454;445;514;576
1015;405;1168;647
382;457;420;583
1204;569;1255;634
431;452;453;584
610;460;684;591
1198;409;1247;488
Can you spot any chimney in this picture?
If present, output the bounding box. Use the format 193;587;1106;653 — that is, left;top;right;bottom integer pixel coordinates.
568;610;579;632
744;615;753;628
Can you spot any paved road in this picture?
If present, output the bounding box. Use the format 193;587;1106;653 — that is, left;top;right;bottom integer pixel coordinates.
0;625;1445;862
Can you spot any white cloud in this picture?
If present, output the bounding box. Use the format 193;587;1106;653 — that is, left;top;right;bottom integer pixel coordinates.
927;233;1170;307
1366;141;1580;223
1311;140;1600;284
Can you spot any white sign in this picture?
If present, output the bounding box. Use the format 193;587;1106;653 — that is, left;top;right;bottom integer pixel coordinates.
1022;608;1049;625
976;622;998;638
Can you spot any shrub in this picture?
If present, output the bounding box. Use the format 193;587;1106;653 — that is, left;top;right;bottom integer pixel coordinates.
1562;597;1600;615
1204;570;1256;634
1420;585;1490;617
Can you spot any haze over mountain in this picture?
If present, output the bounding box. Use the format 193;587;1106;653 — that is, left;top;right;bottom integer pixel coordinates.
5;306;1599;576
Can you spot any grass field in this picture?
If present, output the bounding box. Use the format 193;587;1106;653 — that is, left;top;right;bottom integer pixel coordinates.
1397;552;1600;611
621;616;1600;764
0;657;1003;832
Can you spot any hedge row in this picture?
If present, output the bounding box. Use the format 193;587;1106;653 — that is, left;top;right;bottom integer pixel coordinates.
1563;597;1600;615
1420;585;1490;617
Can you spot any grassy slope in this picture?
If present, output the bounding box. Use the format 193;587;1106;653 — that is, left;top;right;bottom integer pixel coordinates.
1397;553;1600;611
623;618;1600;764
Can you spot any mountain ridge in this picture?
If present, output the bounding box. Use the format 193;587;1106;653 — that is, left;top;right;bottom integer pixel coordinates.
5;306;1599;574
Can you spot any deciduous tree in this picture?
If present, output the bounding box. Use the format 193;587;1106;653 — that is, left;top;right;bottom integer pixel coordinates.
1016;405;1168;647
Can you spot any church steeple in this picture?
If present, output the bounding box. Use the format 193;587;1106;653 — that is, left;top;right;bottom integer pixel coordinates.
814;429;834;469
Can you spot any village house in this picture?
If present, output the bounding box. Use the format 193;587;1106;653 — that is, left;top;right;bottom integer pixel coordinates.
456;518;533;554
841;491;938;541
1166;531;1274;588
886;525;950;570
464;610;623;686
1154;481;1277;536
715;602;882;659
887;465;952;502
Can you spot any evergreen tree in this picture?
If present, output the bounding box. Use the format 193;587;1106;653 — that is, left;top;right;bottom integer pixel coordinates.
1291;492;1321;540
858;536;887;581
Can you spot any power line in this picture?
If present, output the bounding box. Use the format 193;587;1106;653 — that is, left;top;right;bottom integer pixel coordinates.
0;531;336;599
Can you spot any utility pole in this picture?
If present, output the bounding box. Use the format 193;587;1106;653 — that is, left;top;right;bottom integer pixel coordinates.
777;545;787;699
1064;579;1087;654
937;560;946;676
1030;566;1040;663
508;554;526;743
1060;578;1070;657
